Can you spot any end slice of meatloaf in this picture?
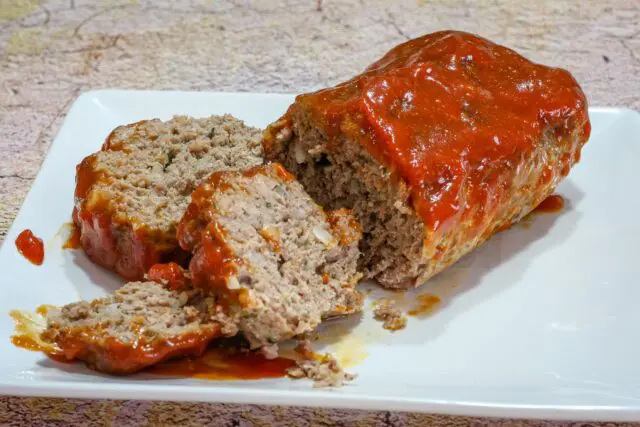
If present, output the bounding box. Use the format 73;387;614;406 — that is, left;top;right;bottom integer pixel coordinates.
74;115;263;281
177;163;363;349
41;280;233;374
262;30;591;289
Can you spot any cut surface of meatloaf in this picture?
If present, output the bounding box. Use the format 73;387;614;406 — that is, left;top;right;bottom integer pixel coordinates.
74;115;263;281
263;30;591;289
41;278;234;374
177;163;363;349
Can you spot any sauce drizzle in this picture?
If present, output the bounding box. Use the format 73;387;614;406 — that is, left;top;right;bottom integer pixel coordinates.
15;229;44;265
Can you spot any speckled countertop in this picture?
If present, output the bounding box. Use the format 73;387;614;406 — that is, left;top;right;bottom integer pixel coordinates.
1;0;639;425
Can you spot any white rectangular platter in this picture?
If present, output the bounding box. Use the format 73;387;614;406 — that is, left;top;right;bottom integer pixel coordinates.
1;90;640;421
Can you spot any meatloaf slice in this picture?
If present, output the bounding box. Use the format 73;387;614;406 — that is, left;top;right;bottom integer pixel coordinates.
74;115;263;281
41;280;232;374
177;163;363;349
263;30;591;289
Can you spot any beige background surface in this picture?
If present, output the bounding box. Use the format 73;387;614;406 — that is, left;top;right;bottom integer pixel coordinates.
1;0;639;425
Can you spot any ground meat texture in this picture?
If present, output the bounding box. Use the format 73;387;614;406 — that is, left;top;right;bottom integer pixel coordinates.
74;115;263;281
263;31;591;289
373;299;407;331
41;281;231;374
177;163;363;349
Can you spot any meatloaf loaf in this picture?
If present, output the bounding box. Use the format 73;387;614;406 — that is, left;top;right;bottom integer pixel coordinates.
177;163;363;349
74;115;263;281
41;275;235;374
263;30;591;289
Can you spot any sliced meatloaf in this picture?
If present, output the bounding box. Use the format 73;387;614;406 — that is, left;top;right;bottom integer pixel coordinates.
41;278;235;374
263;30;591;289
74;115;263;281
177;163;363;349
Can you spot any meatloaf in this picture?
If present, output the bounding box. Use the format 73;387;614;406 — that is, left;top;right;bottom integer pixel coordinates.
263;30;591;289
74;115;263;281
177;163;363;349
41;276;235;374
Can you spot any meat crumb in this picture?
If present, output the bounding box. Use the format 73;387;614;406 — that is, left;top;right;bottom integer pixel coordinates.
286;342;356;388
373;299;407;331
260;343;279;360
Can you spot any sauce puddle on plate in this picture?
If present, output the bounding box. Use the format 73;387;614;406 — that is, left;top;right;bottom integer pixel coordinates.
408;294;441;317
10;306;69;363
149;347;296;380
15;229;44;265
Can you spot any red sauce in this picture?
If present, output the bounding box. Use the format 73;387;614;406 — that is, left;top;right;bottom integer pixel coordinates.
177;170;242;304
295;31;590;236
189;221;241;291
73;205;166;281
74;154;101;200
10;311;293;379
147;262;188;290
15;229;44;265
55;331;220;374
271;163;296;182
242;162;295;182
149;347;295;380
62;223;82;249
10;335;71;364
534;194;565;213
178;164;299;304
10;306;70;364
10;304;293;379
74;152;175;281
258;228;281;253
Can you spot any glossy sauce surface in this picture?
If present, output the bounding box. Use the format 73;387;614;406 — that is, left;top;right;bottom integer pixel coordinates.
533;194;565;213
178;165;289;299
297;31;590;234
177;169;247;308
74;152;182;281
149;347;295;380
15;229;44;265
189;221;241;291
147;262;188;290
54;331;219;374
